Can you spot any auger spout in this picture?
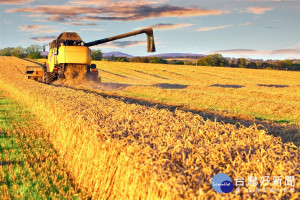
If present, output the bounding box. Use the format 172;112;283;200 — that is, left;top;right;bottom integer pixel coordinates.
84;28;156;52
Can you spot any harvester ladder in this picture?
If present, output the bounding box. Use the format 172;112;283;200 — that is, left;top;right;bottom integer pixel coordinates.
54;54;57;66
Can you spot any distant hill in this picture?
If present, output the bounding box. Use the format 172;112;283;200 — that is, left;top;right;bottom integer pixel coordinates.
102;51;134;58
147;53;205;58
102;52;205;58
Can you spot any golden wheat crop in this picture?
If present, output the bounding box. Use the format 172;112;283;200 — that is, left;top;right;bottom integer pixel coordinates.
0;56;299;199
0;91;84;199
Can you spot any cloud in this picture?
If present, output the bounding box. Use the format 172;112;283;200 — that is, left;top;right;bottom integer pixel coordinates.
81;28;104;31
95;41;146;48
6;2;224;23
18;24;59;35
247;0;282;1
69;0;110;6
7;6;100;20
68;22;97;26
270;49;300;55
137;23;193;30
76;6;223;22
211;49;260;54
0;0;34;5
19;24;47;31
197;25;233;32
27;14;43;18
285;43;300;49
210;48;300;56
239;22;254;26
69;0;166;7
30;36;57;42
245;7;273;14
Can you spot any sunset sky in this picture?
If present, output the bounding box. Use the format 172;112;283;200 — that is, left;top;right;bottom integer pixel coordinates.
0;0;299;59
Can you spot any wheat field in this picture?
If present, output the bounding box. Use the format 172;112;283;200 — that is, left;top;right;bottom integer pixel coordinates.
0;56;299;199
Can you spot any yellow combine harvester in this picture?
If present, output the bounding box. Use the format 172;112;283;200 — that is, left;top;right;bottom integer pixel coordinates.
25;28;155;84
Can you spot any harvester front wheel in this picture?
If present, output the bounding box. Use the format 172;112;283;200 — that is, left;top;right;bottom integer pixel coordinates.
44;72;55;84
87;64;101;82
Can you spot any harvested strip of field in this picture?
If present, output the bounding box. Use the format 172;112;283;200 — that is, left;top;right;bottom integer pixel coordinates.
0;57;299;199
0;91;83;199
87;61;300;128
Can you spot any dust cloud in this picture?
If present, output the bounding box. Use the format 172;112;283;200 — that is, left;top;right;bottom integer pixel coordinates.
53;65;132;91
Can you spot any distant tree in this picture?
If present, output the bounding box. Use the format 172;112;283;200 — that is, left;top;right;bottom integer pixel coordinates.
149;57;160;63
260;62;274;69
149;57;167;64
214;54;228;66
130;57;142;63
108;54;117;61
169;60;184;65
141;57;149;63
246;62;257;69
91;49;103;60
292;62;300;70
274;59;293;70
197;54;228;67
197;56;212;66
237;58;247;68
184;61;193;65
25;44;42;59
0;47;14;56
11;46;25;58
116;57;128;62
229;59;237;67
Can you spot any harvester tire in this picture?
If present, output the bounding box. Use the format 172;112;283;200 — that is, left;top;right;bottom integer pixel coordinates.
58;64;65;79
44;72;54;84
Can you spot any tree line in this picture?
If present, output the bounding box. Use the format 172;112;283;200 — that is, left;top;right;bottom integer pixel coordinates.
104;53;300;71
0;45;43;59
196;54;300;71
104;54;168;64
1;46;299;71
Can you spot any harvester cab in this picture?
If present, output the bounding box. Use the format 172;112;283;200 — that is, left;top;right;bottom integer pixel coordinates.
25;28;155;84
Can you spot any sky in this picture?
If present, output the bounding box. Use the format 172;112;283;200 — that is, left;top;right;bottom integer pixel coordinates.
0;0;299;60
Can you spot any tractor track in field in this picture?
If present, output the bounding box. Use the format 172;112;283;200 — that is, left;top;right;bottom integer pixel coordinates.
21;58;45;67
13;64;24;75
